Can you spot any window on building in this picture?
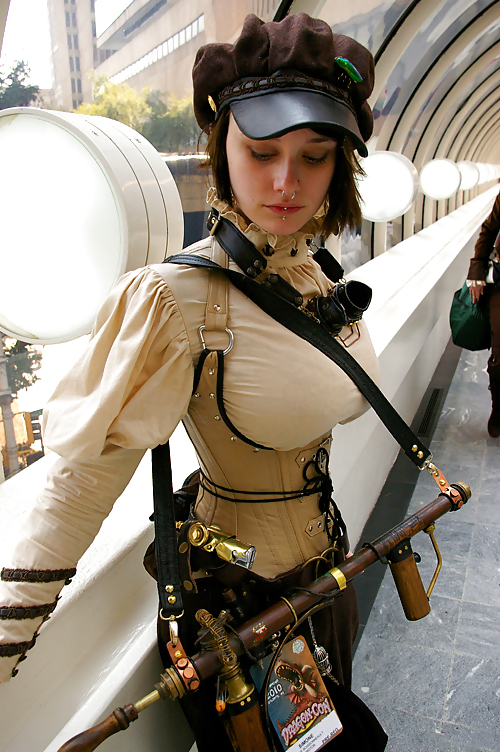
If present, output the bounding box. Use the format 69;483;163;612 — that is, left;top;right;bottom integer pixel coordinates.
92;20;96;37
66;12;70;26
77;78;82;94
73;100;77;109
90;0;95;12
179;29;185;46
71;78;76;93
72;13;77;27
76;57;80;72
67;34;72;49
69;57;74;72
73;34;79;49
173;33;179;50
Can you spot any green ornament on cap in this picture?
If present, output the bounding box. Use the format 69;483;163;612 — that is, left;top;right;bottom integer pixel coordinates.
335;57;363;84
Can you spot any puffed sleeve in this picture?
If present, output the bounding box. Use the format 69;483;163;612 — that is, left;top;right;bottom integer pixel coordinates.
0;267;194;682
43;266;194;458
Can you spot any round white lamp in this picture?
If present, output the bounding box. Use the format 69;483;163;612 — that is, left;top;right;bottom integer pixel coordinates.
457;161;480;190
419;159;461;200
0;108;184;344
357;151;419;222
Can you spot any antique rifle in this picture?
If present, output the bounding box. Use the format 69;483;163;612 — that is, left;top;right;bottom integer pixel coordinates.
57;477;470;752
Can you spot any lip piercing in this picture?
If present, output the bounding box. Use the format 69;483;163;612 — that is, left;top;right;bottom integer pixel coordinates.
282;190;296;200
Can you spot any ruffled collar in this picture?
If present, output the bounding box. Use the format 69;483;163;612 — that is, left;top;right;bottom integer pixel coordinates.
207;188;323;269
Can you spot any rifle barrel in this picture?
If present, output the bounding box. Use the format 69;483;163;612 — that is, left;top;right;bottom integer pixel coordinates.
193;489;465;681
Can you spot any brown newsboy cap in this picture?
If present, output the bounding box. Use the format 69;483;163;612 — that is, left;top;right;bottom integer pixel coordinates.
192;13;374;157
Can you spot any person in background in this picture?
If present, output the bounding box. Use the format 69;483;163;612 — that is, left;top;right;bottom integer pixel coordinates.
468;191;500;437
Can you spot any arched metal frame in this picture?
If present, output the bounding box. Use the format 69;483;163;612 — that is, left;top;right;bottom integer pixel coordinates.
278;0;500;253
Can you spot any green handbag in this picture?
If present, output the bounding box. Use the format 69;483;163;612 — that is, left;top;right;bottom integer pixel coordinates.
450;282;491;351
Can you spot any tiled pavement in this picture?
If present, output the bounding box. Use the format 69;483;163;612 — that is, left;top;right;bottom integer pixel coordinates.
352;349;500;752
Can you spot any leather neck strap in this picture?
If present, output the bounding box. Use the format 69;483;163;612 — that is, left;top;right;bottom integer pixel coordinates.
207;208;345;305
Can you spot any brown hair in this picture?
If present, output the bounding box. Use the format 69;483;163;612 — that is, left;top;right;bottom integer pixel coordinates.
200;109;364;238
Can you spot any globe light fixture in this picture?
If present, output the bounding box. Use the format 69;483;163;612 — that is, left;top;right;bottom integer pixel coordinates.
457;161;480;190
419;159;461;200
357;151;419;222
0;108;183;344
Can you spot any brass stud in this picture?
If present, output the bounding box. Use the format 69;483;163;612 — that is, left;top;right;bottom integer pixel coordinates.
193;392;200;398
318;521;322;528
253;448;260;452
208;94;217;112
178;542;188;554
208;368;215;375
165;585;174;593
213;304;221;312
309;525;313;532
214;415;221;421
174;650;182;658
209;393;216;399
439;479;446;486
300;457;306;463
417;451;424;459
231;436;237;442
183;580;194;591
167;595;177;605
412;445;418;452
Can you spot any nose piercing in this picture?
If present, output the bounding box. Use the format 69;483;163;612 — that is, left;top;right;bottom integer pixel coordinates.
282;190;296;201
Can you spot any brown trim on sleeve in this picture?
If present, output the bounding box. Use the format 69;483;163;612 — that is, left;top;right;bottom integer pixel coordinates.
1;567;76;584
0;637;37;657
0;601;58;620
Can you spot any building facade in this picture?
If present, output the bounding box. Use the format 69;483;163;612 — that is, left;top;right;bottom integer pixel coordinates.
47;0;97;111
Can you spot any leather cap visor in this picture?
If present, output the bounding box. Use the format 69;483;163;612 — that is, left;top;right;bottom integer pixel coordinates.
230;89;368;157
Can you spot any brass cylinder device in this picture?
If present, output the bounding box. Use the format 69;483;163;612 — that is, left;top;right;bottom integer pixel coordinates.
188;521;256;569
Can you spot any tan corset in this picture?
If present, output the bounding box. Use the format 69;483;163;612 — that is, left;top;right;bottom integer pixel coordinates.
182;245;331;579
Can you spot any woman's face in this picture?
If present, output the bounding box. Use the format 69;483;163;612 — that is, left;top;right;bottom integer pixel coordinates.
226;114;337;236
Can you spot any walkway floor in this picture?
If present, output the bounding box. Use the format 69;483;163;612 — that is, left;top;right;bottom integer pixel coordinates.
352;348;500;752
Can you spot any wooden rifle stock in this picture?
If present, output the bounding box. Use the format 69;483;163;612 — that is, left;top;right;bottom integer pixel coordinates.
57;483;470;752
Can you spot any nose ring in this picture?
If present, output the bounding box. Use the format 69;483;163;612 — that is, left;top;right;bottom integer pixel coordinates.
282;190;296;201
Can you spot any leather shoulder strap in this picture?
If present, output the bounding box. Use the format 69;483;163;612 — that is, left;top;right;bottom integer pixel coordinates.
164;253;431;469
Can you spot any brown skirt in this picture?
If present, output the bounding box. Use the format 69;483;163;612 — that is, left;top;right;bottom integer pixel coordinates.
157;563;359;752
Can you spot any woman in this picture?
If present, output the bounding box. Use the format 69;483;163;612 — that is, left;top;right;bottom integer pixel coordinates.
0;12;384;751
468;190;500;437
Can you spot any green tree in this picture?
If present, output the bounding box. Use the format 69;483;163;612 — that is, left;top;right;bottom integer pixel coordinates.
76;74;152;131
141;91;199;153
0;60;39;110
4;340;42;398
77;75;200;153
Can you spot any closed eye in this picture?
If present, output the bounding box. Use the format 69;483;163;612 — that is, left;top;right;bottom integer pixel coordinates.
249;148;274;161
304;154;329;164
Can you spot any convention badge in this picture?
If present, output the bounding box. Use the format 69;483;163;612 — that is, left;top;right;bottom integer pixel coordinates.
250;636;342;751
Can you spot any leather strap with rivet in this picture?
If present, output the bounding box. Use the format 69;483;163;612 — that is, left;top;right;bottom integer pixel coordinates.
152;441;184;617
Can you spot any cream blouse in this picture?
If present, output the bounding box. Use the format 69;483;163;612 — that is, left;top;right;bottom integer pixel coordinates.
0;195;379;682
